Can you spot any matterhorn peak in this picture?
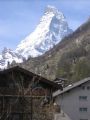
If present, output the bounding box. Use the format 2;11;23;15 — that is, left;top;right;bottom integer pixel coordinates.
15;5;72;58
45;5;59;14
0;5;72;69
44;5;65;22
45;5;64;17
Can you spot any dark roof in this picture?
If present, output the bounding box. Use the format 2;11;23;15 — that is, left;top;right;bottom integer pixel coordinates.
53;77;90;97
0;66;62;90
54;78;68;81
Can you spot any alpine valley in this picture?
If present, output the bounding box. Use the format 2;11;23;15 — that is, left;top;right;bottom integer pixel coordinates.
0;6;90;84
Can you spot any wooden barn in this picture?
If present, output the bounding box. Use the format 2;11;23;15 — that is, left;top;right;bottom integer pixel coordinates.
0;66;62;120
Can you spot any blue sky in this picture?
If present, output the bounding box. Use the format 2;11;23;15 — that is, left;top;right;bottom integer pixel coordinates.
0;0;90;52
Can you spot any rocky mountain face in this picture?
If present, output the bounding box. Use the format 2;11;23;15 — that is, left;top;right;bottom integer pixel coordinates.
0;5;72;69
21;19;90;83
15;5;72;58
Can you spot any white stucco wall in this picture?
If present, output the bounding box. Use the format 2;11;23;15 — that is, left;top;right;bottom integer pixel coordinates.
55;81;90;120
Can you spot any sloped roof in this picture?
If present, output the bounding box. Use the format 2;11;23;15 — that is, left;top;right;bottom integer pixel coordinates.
0;66;62;90
53;77;90;97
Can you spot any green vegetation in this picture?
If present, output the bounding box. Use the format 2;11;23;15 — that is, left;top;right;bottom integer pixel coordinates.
56;45;90;84
21;20;90;85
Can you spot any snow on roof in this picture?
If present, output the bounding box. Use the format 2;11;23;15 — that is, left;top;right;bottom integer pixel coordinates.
53;77;90;97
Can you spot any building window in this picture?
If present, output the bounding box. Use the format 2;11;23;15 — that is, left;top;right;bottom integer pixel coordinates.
9;114;20;120
79;108;88;112
79;96;87;100
9;83;14;88
87;86;90;90
80;119;88;120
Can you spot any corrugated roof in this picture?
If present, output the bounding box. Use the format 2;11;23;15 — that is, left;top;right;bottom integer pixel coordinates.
53;77;90;97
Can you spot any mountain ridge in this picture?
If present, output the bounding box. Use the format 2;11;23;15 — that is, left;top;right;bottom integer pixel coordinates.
0;5;72;69
15;5;72;58
0;47;23;69
20;19;90;83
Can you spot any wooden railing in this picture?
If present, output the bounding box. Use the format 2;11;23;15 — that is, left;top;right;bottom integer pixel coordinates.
0;87;50;96
0;88;18;95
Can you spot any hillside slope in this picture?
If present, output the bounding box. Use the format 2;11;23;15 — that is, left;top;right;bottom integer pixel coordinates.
21;19;90;83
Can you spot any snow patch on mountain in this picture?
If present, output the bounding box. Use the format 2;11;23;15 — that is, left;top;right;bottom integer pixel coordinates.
0;48;23;69
15;5;72;58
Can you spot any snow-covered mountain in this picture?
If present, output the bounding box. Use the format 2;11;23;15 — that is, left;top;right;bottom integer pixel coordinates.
0;48;23;69
0;5;72;69
15;5;72;58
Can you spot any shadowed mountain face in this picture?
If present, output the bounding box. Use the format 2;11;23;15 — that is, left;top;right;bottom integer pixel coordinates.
21;19;90;83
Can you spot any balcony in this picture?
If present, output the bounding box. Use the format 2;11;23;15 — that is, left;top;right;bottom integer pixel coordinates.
0;87;50;97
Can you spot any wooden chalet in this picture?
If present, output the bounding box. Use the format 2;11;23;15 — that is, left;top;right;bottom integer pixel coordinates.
0;66;62;120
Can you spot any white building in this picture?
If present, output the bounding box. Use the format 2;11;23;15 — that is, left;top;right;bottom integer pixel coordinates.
53;77;90;120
